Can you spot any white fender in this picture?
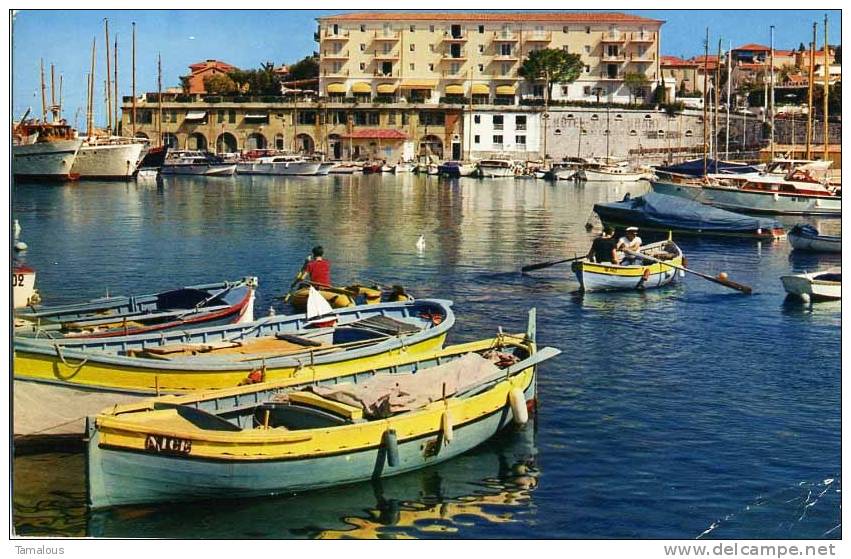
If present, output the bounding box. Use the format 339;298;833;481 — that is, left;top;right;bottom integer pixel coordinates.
441;410;454;443
509;388;528;425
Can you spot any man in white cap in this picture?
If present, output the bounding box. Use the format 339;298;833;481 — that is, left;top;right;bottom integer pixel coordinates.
615;227;642;265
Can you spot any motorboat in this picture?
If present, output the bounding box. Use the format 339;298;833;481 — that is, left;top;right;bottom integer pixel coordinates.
437;161;478;177
477;159;517;178
787;224;841;253
161;151;237;176
237;152;322;176
781;268;841;303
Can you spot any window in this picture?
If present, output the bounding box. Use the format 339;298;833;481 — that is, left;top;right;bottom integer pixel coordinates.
583;86;592;95
428;63;434;71
561;86;570;95
562;45;570;52
360;44;366;51
354;111;367;125
474;134;480;143
554;128;562;135
298;111;317;125
629;130;637;136
515;115;526;130
429;25;435;32
410;63;415;71
410;25;415;32
493;115;504;129
563;26;569;33
478;25;484;34
685;130;694;137
614;114;623;121
584;45;591;54
474;115;481;124
419;112;445;126
387;112;396;124
585;26;591;34
501;62;510;75
368;113;380;125
478;64;484;72
607;44;619;57
532;85;544;98
607;64;618;78
381;61;392;75
657;129;666;138
429;44;435;52
332;61;343;73
515;135;526;145
590;114;599;121
360;24;366;32
492;134;503;145
410;43;415;51
450;62;460;74
479;45;484;53
500;43;512;56
334;111;348;125
359;62;366;71
332;24;339;35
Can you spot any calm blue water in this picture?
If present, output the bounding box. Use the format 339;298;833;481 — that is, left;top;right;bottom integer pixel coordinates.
12;174;841;539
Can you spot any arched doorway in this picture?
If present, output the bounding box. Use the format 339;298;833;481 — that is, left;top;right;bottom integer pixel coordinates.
420;134;443;158
295;133;315;155
161;133;179;149
216;132;238;154
187;132;208;151
245;133;267;151
328;134;342;160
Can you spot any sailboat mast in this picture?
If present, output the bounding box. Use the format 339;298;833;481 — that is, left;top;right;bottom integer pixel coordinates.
105;19;113;132
714;38;721;162
805;22;816;158
702;28;708;175
58;74;63;121
88;37;96;137
769;26;775;161
50;64;56;122
157;53;163;147
822;15;829;161
40;59;47;122
114;34;119;136
725;41;731;159
132;22;137;137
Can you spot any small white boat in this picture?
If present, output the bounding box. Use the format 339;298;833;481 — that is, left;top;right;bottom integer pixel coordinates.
392;162;414;174
13;264;40;309
427;163;440;175
161;151;237;176
580;162;645;182
136;168;159;180
788;224;841;253
781;268;841;303
328;162;359;174
478;159;517;178
237;154;322;176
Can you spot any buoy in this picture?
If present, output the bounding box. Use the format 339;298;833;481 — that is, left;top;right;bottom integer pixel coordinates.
508;388;528;425
383;429;399;467
14;241;28;252
717;272;728;281
416;234;426;252
441;411;454;444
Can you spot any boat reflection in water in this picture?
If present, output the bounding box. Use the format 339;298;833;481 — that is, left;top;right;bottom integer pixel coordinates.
84;422;538;538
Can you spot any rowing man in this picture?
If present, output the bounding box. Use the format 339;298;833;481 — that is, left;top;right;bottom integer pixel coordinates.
615;227;642;266
300;245;332;288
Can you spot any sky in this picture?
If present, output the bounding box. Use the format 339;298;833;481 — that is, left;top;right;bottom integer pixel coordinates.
10;8;841;130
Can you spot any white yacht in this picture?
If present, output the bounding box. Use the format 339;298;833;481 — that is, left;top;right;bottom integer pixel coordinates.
12;122;83;181
477;159;518;178
161;151;237;176
71;136;149;180
237;154;322;176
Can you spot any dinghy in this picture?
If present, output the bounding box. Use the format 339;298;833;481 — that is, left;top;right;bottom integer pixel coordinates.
14;299;454;442
15;277;258;339
572;239;684;292
780;268;841;303
787;224;841;253
85;310;560;509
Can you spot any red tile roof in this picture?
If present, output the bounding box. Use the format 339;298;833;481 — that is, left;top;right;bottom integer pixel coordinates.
188;60;238;73
320;11;664;24
734;43;770;52
660;55;698;67
341;129;409;140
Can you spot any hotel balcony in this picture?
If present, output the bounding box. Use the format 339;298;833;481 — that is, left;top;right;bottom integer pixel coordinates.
442;31;468;42
373;50;400;60
373;30;400;41
630;52;656;63
441;48;469;60
524;31;552;42
322;50;349;59
321;29;350;41
373;70;401;78
493;52;520;61
599;71;625;81
492;31;519;42
630;31;656;43
321;69;350;77
602;53;628;63
601;31;627;43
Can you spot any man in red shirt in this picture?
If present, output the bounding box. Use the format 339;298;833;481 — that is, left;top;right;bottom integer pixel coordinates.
302;246;331;287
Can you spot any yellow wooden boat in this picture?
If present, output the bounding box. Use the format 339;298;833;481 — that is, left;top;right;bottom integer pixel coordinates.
571;239;684;292
14;299;453;442
86;310;560;509
287;282;412;311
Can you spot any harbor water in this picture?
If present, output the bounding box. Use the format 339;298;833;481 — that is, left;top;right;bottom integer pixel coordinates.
11;174;840;539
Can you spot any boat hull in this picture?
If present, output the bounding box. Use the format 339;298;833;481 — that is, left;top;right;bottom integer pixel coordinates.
161;164;237;176
236;161;322;176
13;266;38;309
580;169;645;182
652;180;842;215
788;233;842;253
572;241;683;292
71;141;147;179
85;343;541;509
478;166;515;178
12;138;83;181
781;273;841;302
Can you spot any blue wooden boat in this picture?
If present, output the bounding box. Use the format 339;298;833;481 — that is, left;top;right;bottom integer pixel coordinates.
787;224;841;253
14;277;258;339
14;299;455;441
85;310;560;509
594;192;785;239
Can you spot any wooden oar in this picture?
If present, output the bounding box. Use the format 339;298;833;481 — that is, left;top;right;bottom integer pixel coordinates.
624;250;752;294
521;255;585;274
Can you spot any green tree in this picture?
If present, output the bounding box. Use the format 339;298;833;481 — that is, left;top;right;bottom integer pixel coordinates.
623;72;650;104
286;55;319;81
834;45;841;64
518;49;583;103
203;73;238;95
228;61;281;96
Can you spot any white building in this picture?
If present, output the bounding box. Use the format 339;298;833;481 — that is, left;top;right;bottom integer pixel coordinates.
463;110;542;159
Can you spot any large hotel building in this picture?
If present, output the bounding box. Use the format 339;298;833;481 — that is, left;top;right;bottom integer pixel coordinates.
317;12;663;104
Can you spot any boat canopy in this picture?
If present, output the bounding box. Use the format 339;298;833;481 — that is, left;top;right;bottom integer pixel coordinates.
655;158;760;177
596;192;782;233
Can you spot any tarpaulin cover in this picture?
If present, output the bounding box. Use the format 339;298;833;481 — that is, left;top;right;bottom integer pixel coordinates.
655;158;761;176
594;192;781;233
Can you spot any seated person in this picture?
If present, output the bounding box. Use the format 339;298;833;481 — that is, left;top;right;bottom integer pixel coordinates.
615;227;642;266
587;226;618;264
300;245;331;288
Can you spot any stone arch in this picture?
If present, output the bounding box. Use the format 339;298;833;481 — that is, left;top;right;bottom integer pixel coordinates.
245;133;267;151
216;132;238;154
187;132;208;151
162;132;179;149
419;134;443;158
295;133;315;154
